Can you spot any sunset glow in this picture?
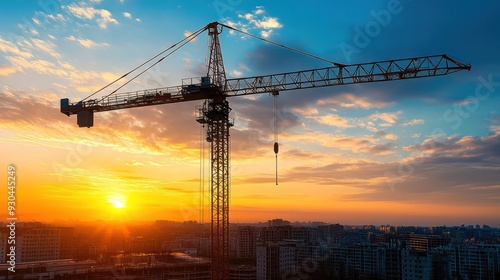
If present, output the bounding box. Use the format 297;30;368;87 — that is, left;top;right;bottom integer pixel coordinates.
108;199;125;209
1;1;499;227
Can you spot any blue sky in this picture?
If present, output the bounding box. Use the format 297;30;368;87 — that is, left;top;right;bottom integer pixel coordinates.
1;0;499;226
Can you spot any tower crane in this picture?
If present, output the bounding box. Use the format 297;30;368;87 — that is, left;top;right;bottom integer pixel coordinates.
60;22;470;279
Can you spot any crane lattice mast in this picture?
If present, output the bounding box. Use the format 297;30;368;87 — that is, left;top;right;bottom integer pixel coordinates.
196;22;232;280
60;22;470;280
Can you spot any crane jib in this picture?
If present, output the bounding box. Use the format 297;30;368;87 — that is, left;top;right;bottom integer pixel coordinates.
60;55;470;127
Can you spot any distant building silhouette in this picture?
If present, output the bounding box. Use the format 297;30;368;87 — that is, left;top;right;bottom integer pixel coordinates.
0;223;74;263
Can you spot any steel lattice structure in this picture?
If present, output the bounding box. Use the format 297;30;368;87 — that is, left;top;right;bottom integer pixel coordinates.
196;98;233;279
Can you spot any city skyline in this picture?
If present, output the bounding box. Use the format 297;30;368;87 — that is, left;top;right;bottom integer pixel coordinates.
1;0;500;226
1;219;499;279
3;219;499;230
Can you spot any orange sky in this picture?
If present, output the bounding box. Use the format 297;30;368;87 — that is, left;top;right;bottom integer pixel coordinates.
0;97;498;226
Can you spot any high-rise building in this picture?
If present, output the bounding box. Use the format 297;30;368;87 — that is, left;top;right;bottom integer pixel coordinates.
257;244;278;280
0;229;8;263
0;224;74;263
385;235;405;280
256;242;296;280
385;247;401;280
380;225;396;234
448;244;500;279
260;226;292;243
296;243;330;277
59;227;75;259
328;245;386;279
17;227;61;262
237;226;257;259
267;219;290;227
401;248;432;280
409;233;449;252
126;236;163;253
431;249;450;280
291;227;310;243
341;230;370;245
317;224;344;244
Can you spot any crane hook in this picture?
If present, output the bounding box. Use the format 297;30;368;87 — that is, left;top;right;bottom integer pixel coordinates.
272;91;279;186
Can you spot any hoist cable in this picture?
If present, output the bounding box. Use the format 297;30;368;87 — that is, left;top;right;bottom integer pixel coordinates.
273;92;279;186
81;25;207;102
220;23;343;66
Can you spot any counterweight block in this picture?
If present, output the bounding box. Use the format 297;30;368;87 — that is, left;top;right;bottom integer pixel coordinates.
77;110;94;128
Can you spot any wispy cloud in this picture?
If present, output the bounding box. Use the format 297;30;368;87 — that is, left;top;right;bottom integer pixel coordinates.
31;39;61;59
362;142;396;155
291;107;318;116
0;34;119;93
374;130;399;141
64;2;119;29
317;93;394;109
401;118;424;127
123;12;132;19
2;0;137;95
0;65;18;76
384;133;399;141
224;6;283;38
282;131;373;154
66;35;110;48
368;111;401;127
5;55;67;78
263;127;500;210
183;31;197;42
315;113;352;128
231;69;243;77
46;13;66;22
0;36;34;59
0;89;205;158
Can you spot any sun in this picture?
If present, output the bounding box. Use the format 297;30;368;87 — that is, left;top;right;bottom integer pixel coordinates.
108;199;125;209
